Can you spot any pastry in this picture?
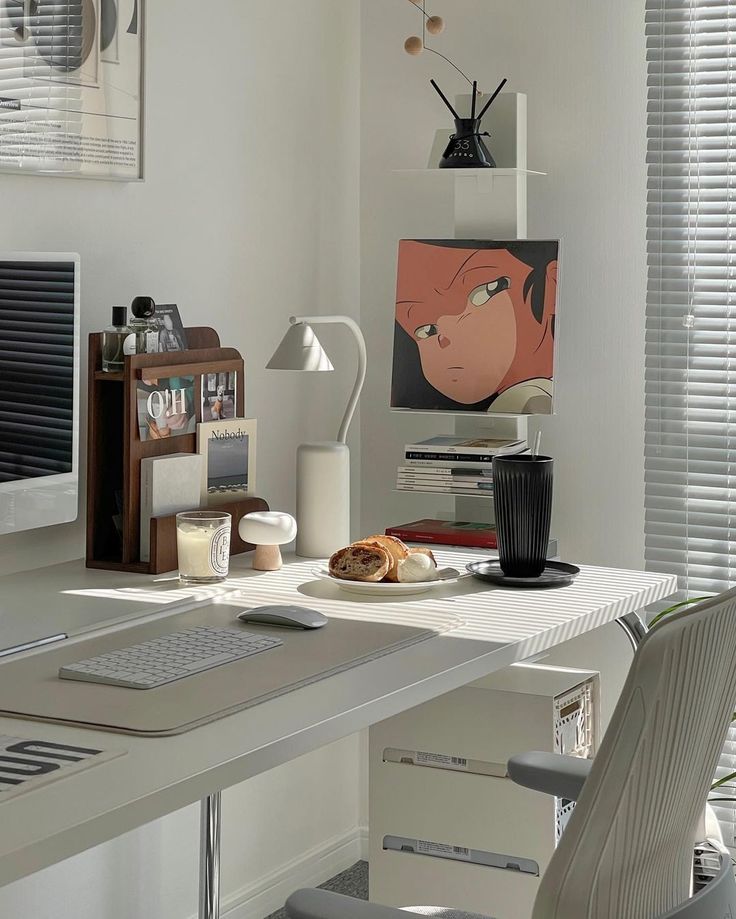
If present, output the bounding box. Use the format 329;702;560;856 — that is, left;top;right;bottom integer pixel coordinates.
329;544;391;582
356;534;409;582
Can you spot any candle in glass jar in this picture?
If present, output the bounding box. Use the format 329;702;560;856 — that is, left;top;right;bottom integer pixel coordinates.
176;512;232;584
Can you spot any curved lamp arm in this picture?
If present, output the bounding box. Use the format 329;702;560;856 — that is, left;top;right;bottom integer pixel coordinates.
289;315;367;445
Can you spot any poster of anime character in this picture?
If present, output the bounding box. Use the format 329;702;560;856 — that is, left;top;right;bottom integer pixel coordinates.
391;239;559;415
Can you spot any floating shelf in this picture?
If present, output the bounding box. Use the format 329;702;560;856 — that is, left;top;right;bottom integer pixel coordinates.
392;168;546;177
392;94;540;526
393;167;545;239
394;490;494;500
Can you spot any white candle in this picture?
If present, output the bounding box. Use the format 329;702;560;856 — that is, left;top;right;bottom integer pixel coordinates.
176;513;231;583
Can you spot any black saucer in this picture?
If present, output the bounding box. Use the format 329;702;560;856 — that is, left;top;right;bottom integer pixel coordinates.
466;560;580;589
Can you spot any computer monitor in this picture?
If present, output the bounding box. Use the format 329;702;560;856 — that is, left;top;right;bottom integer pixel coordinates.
391;239;560;416
0;253;80;535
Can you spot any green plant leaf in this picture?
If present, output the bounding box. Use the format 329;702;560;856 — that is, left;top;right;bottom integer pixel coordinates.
711;770;736;791
649;596;712;629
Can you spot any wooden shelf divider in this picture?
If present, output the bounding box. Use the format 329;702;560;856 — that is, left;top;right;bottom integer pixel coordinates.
85;326;268;574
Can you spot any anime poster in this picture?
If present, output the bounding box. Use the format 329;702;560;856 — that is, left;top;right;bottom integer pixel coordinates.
391;240;559;415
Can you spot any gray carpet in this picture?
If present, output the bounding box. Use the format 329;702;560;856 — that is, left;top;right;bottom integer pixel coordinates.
265;860;368;919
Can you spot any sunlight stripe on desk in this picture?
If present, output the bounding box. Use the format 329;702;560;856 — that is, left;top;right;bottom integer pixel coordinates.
217;554;674;649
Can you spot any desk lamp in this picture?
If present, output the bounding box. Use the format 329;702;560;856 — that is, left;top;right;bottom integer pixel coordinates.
267;315;367;558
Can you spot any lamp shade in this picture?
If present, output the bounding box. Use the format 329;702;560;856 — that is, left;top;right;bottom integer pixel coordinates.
266;322;334;372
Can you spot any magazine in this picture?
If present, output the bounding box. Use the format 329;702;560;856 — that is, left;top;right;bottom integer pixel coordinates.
196;419;257;505
137;375;196;440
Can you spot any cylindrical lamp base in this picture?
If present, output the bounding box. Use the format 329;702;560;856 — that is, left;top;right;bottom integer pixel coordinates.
296;441;350;558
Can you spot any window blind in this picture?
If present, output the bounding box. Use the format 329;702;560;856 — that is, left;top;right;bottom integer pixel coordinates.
0;260;75;484
645;0;736;844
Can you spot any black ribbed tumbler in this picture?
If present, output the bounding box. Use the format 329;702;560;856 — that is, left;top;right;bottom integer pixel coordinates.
492;454;553;578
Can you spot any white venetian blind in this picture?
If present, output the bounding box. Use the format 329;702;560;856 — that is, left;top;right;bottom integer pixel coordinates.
645;0;736;843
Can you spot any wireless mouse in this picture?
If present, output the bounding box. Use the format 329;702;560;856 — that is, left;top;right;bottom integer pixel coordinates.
237;605;328;630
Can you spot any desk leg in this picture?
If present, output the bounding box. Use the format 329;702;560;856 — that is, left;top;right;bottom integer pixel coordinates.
616;611;648;651
199;792;221;919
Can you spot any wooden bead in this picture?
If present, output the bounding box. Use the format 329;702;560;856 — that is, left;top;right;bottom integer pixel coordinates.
404;35;424;55
426;15;444;35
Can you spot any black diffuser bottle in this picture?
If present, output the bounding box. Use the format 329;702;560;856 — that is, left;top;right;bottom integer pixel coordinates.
432;77;506;170
440;117;495;168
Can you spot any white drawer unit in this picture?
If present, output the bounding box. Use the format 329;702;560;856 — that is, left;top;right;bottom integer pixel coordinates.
369;663;599;919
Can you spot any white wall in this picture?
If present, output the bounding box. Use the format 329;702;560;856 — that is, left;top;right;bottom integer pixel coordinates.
359;0;648;571
0;0;361;576
0;1;363;917
358;0;648;724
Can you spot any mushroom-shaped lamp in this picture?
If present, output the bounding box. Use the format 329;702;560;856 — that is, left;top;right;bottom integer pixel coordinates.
239;511;297;571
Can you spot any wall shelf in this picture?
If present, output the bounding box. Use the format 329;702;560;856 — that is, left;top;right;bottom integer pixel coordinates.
394;490;494;500
392;168;546;177
393;167;545;238
390;92;542;526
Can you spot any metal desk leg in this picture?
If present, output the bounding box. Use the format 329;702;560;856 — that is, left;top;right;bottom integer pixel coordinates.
199;792;221;919
616;611;648;651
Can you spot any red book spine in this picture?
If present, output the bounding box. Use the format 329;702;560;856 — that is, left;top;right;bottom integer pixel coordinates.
385;526;498;550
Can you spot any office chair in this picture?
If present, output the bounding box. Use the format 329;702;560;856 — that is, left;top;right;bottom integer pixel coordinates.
286;589;736;919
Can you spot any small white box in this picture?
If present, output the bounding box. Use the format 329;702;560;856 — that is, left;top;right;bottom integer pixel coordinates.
369;664;599;919
140;453;202;562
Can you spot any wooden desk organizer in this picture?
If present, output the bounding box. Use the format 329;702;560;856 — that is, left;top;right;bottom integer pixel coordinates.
86;327;268;574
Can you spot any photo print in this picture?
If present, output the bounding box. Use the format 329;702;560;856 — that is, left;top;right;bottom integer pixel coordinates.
153;304;187;352
201;371;237;422
0;0;144;180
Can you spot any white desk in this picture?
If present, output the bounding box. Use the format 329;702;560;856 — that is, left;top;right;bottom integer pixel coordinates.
0;549;675;918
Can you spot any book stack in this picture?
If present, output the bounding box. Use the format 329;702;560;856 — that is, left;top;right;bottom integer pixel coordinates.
385;518;558;557
397;436;528;497
387;518;499;549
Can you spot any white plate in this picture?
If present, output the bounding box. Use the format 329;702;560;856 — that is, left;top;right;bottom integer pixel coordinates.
312;566;462;596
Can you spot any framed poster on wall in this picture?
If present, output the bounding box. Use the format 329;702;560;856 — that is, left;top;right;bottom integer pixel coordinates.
0;0;144;181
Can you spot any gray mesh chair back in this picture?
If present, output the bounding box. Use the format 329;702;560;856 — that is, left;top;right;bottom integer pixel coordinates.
532;589;736;919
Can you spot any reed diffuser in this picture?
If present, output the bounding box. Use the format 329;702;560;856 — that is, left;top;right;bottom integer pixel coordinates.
401;0;507;169
432;77;506;168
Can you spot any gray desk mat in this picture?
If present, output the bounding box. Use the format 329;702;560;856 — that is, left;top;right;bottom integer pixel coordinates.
0;600;455;736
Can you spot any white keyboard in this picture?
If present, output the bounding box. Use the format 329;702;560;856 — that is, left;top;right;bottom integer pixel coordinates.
58;626;283;690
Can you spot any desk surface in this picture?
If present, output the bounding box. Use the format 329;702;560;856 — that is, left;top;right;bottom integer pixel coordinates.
0;550;675;888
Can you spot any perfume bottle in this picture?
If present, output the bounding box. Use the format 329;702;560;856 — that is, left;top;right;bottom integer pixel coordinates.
101;306;132;373
125;296;160;355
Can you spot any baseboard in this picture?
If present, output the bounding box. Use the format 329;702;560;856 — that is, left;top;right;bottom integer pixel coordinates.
194;824;368;919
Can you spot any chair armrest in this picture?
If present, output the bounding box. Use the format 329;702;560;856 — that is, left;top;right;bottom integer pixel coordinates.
286;889;416;919
507;751;593;801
